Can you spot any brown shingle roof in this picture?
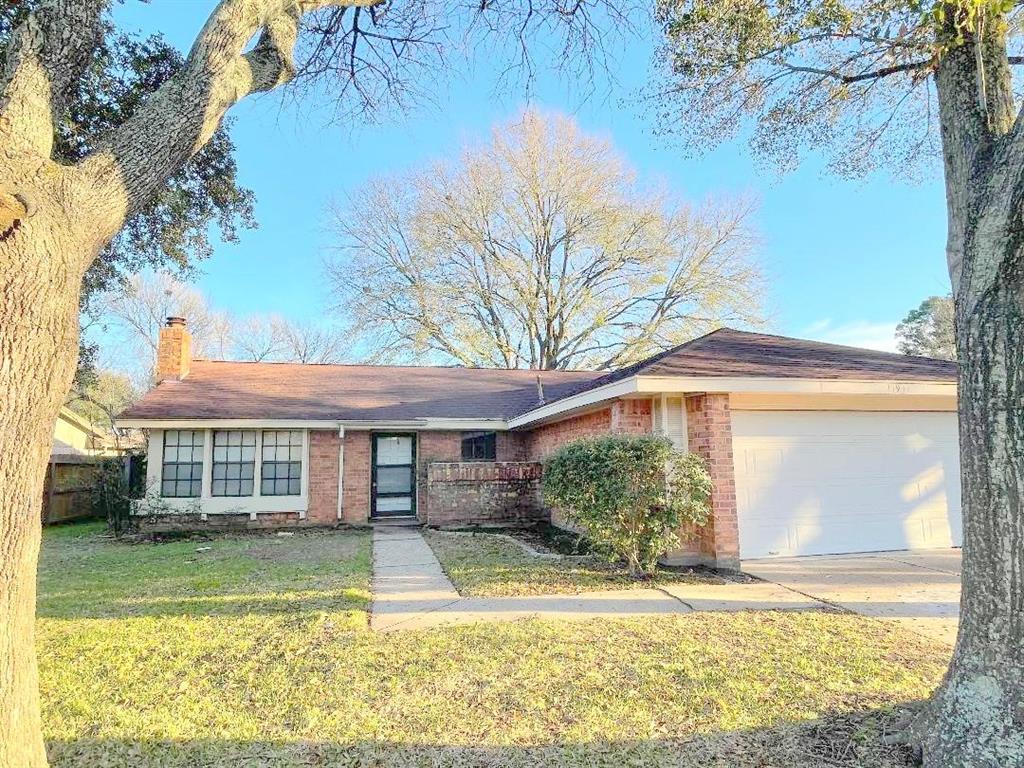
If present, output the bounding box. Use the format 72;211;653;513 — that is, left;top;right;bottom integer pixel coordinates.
119;329;957;423
119;361;603;421
588;328;957;388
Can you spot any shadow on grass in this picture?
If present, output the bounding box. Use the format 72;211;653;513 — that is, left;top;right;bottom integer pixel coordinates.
37;587;371;619
47;706;923;768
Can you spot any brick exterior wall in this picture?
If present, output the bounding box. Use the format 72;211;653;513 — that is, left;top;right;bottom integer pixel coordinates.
341;431;371;523
337;429;531;523
497;431;528;461
671;393;740;570
416;431;462;521
426;462;545;526
156;319;191;382
307;430;341;525
524;399;654;461
524;398;654;528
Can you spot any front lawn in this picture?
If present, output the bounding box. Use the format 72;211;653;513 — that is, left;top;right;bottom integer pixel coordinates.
424;528;721;596
39;521;948;767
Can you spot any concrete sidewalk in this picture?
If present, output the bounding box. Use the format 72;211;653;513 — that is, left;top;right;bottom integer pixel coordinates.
370;527;823;632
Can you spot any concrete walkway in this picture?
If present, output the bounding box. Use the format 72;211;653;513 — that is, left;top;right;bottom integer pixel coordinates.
371;526;822;632
742;549;962;646
371;526;462;630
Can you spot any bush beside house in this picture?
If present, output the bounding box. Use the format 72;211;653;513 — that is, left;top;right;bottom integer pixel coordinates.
543;434;712;576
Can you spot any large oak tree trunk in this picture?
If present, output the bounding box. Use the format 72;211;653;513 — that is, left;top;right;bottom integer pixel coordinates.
922;21;1024;764
0;211;86;768
922;257;1024;766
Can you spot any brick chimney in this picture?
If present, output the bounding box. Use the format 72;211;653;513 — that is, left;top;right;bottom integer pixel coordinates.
156;316;192;382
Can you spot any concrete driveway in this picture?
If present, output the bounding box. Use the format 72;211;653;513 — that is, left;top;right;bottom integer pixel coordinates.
742;549;962;646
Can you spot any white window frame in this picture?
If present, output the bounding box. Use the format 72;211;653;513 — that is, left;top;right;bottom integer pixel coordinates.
146;428;310;518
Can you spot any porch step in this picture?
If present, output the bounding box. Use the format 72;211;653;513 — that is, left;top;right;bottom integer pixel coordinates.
371;516;421;528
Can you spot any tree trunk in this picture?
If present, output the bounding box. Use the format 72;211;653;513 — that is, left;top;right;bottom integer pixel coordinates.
0;221;85;768
920;235;1024;766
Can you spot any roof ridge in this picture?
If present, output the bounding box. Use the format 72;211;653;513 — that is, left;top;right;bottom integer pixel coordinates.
190;359;601;375
719;327;955;364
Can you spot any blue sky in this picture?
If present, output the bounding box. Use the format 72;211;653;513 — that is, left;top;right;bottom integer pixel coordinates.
111;1;952;356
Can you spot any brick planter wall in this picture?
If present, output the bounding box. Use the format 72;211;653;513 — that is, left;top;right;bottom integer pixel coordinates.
426;461;546;527
416;432;462;521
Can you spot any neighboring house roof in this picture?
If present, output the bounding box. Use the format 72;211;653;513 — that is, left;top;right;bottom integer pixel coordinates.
56;405;111;440
51;406;116;462
118;328;957;424
49;438;93;464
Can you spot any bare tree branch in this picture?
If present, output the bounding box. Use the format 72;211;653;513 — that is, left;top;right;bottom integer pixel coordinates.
79;0;381;248
326;109;764;369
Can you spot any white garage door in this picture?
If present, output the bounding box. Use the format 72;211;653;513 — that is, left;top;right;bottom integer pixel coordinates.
733;411;962;558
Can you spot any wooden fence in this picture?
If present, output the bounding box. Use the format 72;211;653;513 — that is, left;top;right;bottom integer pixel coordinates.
41;461;99;524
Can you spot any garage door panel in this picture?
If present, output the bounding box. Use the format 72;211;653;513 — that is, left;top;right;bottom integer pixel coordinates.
733;411;962;558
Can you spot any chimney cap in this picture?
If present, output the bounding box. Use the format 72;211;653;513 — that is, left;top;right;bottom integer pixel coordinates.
165;316;187;328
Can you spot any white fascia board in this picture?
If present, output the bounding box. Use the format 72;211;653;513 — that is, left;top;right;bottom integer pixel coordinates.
635;375;958;397
507;377;638;428
116;418;341;429
338;418;509;431
117;417;510;431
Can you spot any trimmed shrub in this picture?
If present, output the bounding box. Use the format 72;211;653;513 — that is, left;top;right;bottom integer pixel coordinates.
542;434;712;576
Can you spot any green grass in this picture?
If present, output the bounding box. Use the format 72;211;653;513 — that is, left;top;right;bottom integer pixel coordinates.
424;529;720;596
39;521;948;767
38;521;371;622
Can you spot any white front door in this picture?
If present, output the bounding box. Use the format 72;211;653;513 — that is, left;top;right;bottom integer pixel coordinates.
372;434;416;518
732;411;962;558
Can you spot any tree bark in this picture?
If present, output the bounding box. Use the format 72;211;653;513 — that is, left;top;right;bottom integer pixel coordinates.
0;170;86;768
0;3;376;764
921;240;1024;766
922;19;1024;765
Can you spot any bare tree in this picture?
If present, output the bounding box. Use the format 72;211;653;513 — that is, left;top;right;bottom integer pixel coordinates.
327;109;763;370
232;314;288;362
276;319;347;363
99;275;346;369
0;2;642;762
655;0;1024;763
97;272;236;382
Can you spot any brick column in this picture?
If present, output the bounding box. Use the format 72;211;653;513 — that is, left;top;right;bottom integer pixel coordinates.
685;393;740;570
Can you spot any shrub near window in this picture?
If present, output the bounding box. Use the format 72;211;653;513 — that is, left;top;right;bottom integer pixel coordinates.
543;435;712;577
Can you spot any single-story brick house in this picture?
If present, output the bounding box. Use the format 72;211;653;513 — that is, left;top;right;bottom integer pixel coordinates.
116;317;962;567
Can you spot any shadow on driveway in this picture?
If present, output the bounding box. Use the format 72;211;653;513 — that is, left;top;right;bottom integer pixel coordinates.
742;549;961;646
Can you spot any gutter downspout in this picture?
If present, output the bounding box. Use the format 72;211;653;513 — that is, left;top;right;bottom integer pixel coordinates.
337;425;345;521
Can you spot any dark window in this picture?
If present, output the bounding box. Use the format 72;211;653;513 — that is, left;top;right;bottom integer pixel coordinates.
161;430;204;498
461;431;497;461
261;430;303;496
212;430;256;497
